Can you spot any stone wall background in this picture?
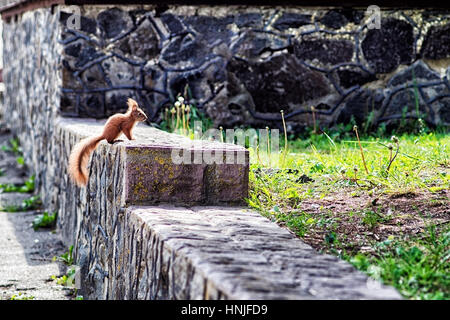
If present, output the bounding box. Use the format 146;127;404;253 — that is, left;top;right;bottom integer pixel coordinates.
59;5;450;134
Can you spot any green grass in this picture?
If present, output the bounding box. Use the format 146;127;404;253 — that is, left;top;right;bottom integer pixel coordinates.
53;245;74;265
0;175;35;193
1;137;22;156
1;195;42;212
51;245;81;298
247;128;449;300
350;225;450;300
32;211;57;231
9;292;35;300
249;131;449;198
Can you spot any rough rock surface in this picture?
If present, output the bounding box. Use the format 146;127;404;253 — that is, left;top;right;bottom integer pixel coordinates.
108;205;403;300
60;118;248;206
54;6;450;132
71;200;405;299
361;18;415;73
53;118;402;300
420;23;450;59
3;6;449;137
1;8;62;205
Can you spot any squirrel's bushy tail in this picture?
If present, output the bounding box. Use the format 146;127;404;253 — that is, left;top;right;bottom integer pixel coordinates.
68;135;104;187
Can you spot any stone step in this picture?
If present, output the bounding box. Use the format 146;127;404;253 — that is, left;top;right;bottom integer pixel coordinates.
111;205;402;299
54;117;402;300
60;118;249;206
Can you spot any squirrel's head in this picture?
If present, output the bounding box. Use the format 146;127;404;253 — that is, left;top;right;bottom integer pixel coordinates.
127;98;148;122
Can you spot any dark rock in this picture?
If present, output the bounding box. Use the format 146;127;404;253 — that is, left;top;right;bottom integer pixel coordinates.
227;53;332;113
64;43;82;58
361;19;414;73
168;60;225;108
60;11;97;35
420;24;450;59
60;93;77;115
75;46;104;68
154;5;169;17
140;90;167;118
101;56;139;87
143;65;166;92
104;90;137;116
169;69;208;102
81;64;108;89
373;89;385;104
232;31;290;58
118;19;160;60
384;88;428;118
62;64;83;89
420;84;449;102
421;10;443;22
340;8;365;24
128;9;148;25
320;10;348;29
234;13;263;28
432;97;450;125
272;13;311;31
315;103;332;110
78;93;105;118
160;14;185;34
388;60;441;87
294;38;354;64
97;8;132;39
183;15;234;43
336;89;381;125
160;34;207;65
337;68;377;89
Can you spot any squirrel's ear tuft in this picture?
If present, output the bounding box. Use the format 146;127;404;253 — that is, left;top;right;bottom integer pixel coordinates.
127;98;138;111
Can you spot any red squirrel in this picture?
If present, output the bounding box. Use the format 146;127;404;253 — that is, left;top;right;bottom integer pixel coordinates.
68;98;148;187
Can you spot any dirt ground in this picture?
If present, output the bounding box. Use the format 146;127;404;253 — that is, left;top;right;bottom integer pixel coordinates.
297;188;449;254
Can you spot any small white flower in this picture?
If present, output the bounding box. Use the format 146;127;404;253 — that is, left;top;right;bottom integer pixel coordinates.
174;101;181;108
177;96;185;103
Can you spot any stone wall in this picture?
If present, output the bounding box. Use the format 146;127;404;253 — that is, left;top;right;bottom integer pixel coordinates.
53;120;402;300
1;7;62;208
51;118;250;298
49;118;401;299
58;5;450;133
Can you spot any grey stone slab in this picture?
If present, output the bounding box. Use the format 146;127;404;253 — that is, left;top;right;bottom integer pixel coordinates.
59;117;249;206
123;205;402;300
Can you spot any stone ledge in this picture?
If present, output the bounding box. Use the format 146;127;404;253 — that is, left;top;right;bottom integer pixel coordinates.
59;117;249;206
54;117;402;300
120;205;402;299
